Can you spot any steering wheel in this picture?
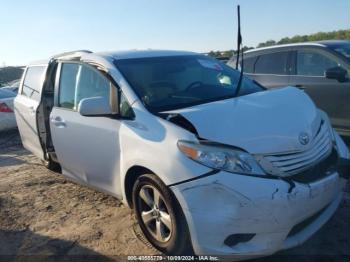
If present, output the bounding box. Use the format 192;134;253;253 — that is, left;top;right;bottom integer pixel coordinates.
142;81;176;103
185;81;203;91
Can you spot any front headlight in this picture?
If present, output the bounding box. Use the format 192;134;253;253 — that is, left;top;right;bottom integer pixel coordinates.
178;140;266;176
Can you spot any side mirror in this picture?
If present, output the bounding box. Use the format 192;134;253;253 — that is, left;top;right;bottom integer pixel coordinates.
78;97;113;116
325;66;348;82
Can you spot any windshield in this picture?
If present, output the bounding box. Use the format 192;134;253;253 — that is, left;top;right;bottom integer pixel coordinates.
114;55;264;112
329;43;350;60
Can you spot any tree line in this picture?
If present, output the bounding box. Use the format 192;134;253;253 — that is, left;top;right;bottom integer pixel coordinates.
208;29;350;58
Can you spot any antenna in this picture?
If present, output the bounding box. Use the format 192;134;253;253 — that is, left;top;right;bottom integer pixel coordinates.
235;5;241;70
234;5;244;97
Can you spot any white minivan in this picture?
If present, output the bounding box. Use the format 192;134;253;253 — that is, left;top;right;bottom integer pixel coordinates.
15;50;350;259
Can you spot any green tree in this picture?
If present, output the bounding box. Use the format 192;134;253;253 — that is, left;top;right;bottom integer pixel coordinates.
257;40;276;48
258;29;350;47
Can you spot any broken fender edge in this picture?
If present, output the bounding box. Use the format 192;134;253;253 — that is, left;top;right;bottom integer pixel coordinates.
168;170;220;187
168;169;298;194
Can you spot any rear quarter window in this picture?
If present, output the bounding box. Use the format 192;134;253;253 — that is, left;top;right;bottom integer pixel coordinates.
243;56;257;73
22;66;46;101
227;56;257;74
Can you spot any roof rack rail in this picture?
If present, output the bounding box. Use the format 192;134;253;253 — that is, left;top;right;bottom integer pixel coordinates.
51;50;93;59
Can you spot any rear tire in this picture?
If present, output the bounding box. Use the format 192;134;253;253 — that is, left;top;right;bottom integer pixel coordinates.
132;174;193;255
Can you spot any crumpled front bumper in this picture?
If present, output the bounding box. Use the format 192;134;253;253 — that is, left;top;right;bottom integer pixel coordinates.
170;132;349;259
171;170;344;258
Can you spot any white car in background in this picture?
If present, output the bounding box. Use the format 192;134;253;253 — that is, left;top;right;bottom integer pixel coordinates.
0;88;17;131
2;80;20;93
14;50;350;259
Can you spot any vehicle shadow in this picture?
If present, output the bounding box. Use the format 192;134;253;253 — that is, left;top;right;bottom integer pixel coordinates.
0;150;30;168
0;129;28;168
0;129;22;149
0;229;114;261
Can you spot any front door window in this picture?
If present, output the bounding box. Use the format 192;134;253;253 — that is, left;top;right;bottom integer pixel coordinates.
296;50;341;76
58;63;118;113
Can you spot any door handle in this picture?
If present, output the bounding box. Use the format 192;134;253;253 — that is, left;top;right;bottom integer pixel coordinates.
50;116;66;127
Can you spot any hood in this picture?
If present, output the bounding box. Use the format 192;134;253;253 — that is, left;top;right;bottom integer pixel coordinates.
166;87;322;155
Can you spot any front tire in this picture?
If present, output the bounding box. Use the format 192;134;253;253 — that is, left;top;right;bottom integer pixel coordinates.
132;174;192;255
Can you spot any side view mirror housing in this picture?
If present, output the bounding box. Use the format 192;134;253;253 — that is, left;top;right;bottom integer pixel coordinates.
325;66;348;82
78;97;113;116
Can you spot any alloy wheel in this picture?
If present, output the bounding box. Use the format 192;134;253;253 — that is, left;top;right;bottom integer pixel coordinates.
138;185;173;243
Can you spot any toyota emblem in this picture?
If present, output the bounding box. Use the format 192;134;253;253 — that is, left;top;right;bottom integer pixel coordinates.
299;132;310;145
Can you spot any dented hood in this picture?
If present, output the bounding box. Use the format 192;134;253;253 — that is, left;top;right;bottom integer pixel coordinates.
166;87;322;154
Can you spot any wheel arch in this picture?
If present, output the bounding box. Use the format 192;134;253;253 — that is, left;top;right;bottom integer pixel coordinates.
124;165;156;208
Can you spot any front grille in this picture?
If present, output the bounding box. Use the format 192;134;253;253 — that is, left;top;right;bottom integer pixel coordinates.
257;121;333;177
291;149;338;183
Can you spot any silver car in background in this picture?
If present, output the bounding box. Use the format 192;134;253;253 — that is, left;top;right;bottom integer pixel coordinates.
228;40;350;137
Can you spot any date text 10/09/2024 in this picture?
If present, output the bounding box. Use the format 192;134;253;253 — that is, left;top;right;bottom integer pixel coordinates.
127;256;219;261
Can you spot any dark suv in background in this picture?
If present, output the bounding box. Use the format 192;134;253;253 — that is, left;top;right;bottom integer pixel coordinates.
228;40;350;137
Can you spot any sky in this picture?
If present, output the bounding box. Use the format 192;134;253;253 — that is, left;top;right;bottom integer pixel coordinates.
1;0;349;66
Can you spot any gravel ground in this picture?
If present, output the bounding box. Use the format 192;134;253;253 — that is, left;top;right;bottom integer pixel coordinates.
0;129;349;261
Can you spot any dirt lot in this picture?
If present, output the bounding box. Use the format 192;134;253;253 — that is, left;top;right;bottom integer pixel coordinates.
0;130;349;261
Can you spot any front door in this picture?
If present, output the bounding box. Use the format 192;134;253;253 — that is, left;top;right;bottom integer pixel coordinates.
289;48;350;134
50;62;122;196
14;65;47;159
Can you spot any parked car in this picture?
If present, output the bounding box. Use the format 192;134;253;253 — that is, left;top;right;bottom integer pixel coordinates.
14;50;350;259
0;88;17;131
228;40;350;137
2;80;20;93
